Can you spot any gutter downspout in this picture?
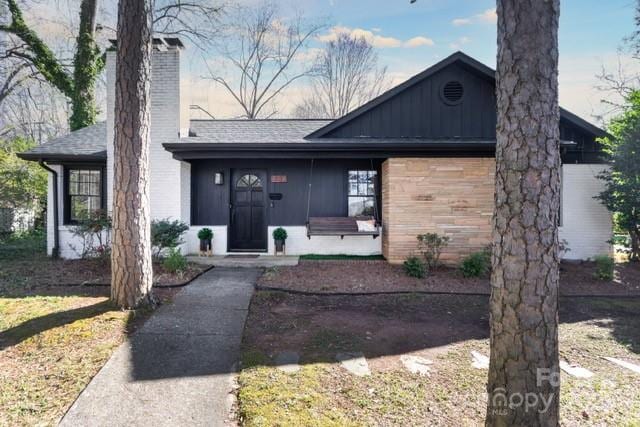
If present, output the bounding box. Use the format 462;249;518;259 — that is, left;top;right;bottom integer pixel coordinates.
38;161;59;258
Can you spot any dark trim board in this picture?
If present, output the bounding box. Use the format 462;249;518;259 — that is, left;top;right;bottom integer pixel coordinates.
165;140;497;160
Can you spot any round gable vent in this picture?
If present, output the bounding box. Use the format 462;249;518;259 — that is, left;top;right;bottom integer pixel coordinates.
441;81;464;104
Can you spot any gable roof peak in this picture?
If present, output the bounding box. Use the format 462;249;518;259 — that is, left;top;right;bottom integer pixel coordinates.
306;51;606;139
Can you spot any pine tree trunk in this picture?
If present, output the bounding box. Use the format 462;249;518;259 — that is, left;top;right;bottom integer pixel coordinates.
110;0;154;309
486;1;561;425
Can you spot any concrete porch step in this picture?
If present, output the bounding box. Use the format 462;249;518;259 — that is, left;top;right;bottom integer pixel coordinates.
187;255;299;268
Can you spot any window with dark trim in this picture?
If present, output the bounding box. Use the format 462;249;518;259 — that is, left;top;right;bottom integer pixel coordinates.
348;170;377;217
64;167;105;223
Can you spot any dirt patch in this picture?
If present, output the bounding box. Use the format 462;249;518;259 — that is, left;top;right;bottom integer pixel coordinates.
0;257;208;291
257;260;640;296
239;291;640;426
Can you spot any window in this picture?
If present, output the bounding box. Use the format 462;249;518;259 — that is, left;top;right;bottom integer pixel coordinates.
348;170;377;217
65;168;103;223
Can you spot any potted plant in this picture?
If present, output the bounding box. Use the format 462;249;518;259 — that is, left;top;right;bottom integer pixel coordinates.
197;228;213;256
272;227;287;255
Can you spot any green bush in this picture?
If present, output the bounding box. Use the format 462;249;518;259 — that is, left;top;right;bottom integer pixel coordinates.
460;251;491;278
272;227;288;241
403;256;426;278
593;255;614;281
197;227;213;240
416;233;450;269
151;219;189;258
162;248;188;274
70;210;112;260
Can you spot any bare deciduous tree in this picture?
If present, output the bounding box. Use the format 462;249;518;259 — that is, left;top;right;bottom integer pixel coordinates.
0;0;222;132
110;0;154;309
486;0;561;425
206;1;325;119
294;33;387;119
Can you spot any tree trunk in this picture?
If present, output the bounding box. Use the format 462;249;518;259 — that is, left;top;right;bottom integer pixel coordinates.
630;228;640;261
110;0;154;309
486;1;561;426
70;0;101;131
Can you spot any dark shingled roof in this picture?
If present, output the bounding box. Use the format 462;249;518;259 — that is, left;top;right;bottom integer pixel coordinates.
18;122;107;162
19;119;335;161
187;119;332;143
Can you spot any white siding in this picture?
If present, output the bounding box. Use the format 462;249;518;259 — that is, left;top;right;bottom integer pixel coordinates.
559;164;613;260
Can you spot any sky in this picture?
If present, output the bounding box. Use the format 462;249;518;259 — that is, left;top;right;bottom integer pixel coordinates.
184;0;639;126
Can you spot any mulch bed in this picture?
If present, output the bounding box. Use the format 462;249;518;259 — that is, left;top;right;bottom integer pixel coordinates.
257;259;640;296
0;257;208;289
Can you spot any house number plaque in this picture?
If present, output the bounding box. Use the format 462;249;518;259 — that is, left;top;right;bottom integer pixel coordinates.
271;175;288;183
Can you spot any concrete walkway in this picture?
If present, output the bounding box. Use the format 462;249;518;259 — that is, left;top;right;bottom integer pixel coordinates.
60;268;260;427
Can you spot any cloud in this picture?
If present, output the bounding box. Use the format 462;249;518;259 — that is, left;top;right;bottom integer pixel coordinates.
477;8;498;23
449;36;471;50
318;26;434;49
452;8;497;26
452;18;471;26
404;36;434;48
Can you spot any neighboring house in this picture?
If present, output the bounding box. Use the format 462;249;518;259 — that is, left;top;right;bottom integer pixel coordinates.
19;38;612;263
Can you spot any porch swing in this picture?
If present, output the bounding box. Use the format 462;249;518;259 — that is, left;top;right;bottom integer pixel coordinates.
305;158;381;239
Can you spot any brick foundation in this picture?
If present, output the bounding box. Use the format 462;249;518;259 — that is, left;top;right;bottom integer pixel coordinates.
382;158;495;265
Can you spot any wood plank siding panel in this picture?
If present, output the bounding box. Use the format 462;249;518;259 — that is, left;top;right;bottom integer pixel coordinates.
191;159;382;226
382;157;495;265
326;64;497;139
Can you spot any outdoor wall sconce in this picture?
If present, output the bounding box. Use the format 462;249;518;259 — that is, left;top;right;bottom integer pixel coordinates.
214;172;224;185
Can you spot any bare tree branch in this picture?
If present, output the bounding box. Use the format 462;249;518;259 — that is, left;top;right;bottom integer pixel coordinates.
293;33;388;119
205;1;325;119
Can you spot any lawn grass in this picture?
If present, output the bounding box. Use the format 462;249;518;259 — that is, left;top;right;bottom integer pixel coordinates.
237;293;640;426
0;293;142;426
299;254;385;260
0;235;171;426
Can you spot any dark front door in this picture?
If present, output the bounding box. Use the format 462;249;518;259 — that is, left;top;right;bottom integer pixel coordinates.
230;170;267;251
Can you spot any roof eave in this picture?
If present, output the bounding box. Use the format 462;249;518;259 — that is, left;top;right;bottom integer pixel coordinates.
163;141;497;160
17;152;107;163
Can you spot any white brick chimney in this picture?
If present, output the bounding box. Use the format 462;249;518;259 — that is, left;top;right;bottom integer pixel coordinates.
106;38;190;223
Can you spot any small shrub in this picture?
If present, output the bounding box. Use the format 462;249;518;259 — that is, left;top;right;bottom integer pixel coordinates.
70;210;112;260
593;255;614;281
197;227;213;240
272;227;288;241
460;251;491;278
151;219;189;258
163;248;188;274
416;233;450;269
403;256;426;278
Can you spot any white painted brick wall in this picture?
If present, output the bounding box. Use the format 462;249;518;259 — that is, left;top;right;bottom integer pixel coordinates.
267;226;382;256
559;164;613;260
52;48;190;259
106;49;189;222
183;226;228;255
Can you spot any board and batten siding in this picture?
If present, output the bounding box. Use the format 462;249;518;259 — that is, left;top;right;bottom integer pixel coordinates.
325;63;497;139
190;158;382;226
